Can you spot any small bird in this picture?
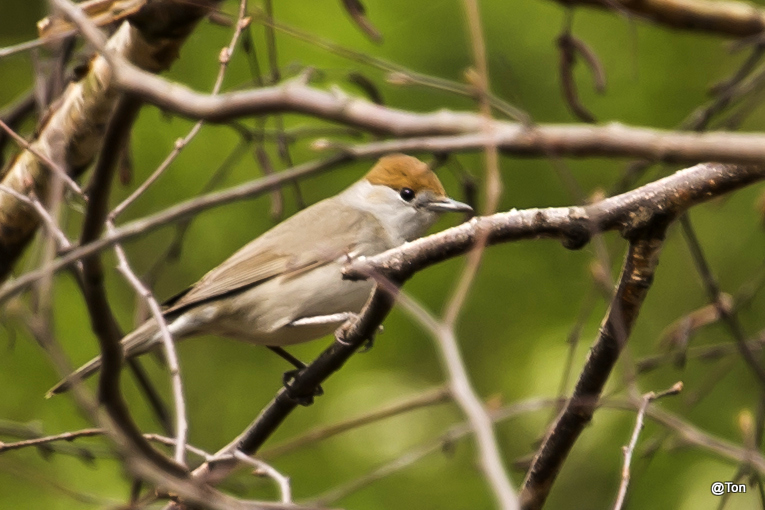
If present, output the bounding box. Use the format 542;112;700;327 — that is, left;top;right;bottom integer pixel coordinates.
49;154;471;396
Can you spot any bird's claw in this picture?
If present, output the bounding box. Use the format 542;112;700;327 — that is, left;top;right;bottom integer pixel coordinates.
282;369;323;406
359;336;375;353
358;325;383;353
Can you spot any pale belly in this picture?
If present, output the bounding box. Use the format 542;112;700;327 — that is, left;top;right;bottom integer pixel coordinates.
191;262;376;346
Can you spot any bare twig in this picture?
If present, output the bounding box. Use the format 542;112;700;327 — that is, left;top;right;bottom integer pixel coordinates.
613;382;683;510
657;294;734;354
0;91;36;168
233;451;292;504
109;0;251;220
252;9;530;123
406;290;518;508
107;219;188;464
0;185;71;250
340;0;383;42
260;386;451;459
304;397;555;507
557;14;599;123
70;90;186;476
304;434;448;506
638;331;765;374
0;427;104;453
679;214;765;388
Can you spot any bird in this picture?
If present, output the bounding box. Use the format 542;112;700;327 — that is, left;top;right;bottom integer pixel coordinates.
48;154;472;397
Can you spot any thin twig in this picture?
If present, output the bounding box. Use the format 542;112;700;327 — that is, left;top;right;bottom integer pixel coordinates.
0;91;37;169
304;397;556;507
260;386;451;459
233;451;292;504
109;0;250;220
637;331;765;374
107;219;188;465
680;214;765;388
251;9;530;123
409;293;518;508
0;427;104;453
0;185;72;250
613;382;683;510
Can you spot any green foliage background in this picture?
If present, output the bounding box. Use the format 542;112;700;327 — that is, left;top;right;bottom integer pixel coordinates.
2;1;765;508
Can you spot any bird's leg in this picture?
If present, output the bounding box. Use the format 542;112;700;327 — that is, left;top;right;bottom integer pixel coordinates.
267;345;307;370
267;346;323;406
274;312;371;405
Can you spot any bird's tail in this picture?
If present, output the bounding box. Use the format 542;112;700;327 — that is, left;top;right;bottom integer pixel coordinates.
46;319;162;398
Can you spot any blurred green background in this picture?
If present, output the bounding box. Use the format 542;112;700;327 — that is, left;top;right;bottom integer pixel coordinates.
2;0;765;508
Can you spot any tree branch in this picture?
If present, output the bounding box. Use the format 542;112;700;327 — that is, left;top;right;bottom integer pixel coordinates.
349;163;764;281
45;37;765;167
550;0;765;38
520;228;667;509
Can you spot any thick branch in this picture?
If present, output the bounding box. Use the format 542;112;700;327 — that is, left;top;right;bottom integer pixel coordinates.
335;125;765;165
349;163;764;281
96;62;765;164
552;0;765;38
520;226;667;509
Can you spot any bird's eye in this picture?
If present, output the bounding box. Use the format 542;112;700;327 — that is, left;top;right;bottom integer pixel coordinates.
399;187;415;202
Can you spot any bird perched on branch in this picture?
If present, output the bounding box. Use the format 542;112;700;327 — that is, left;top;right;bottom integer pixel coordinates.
49;154;471;397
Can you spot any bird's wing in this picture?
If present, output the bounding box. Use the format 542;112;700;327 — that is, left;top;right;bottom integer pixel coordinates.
164;199;391;316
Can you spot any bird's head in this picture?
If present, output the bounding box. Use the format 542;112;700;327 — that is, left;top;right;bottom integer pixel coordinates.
341;154;472;243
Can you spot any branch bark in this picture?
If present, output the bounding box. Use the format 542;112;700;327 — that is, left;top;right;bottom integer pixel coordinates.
349;163;765;281
520;225;667;509
551;0;765;38
87;57;765;165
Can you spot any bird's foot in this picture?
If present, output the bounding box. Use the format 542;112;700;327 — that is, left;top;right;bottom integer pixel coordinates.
282;369;324;406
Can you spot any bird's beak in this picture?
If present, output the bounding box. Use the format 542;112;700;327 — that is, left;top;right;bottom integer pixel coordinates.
425;197;473;213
